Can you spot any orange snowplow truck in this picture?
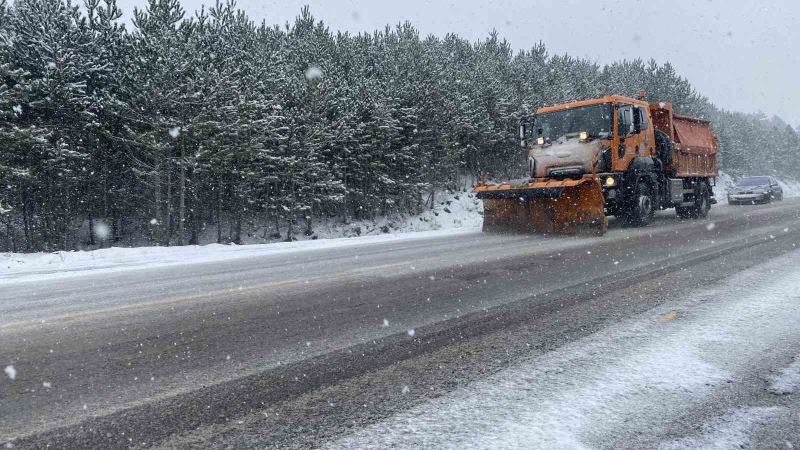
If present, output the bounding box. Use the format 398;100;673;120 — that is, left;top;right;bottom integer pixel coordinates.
474;94;718;235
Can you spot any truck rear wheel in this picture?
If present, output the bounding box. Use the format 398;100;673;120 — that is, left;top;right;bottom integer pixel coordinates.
624;181;655;227
676;181;711;219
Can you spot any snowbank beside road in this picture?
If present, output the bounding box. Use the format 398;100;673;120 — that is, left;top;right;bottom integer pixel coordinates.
0;190;484;284
298;189;483;240
0;225;480;284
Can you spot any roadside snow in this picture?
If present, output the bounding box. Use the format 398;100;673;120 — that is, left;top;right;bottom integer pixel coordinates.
299;189;483;239
0;227;480;284
776;178;800;198
659;407;784;450
712;171;736;204
327;250;800;449
769;356;800;395
0;190;483;284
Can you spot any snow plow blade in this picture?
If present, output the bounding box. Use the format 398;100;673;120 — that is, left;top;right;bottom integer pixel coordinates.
474;176;608;236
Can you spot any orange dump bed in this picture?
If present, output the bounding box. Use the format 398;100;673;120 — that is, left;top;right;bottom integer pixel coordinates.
650;103;717;178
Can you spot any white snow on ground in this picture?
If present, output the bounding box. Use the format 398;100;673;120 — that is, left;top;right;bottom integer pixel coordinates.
769;356;800;395
712;171;736;204
0;226;481;285
293;188;483;240
659;407;783;450
0;190;484;284
776;178;800;197
188;187;484;246
326;250;800;449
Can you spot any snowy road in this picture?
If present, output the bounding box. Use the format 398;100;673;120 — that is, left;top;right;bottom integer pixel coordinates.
2;200;800;448
327;250;800;449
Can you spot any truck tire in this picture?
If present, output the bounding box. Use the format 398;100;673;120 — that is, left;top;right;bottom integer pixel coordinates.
676;180;711;219
654;130;673;167
696;183;711;218
624;181;655;227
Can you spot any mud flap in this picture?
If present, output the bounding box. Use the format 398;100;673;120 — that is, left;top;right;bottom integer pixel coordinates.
477;178;608;236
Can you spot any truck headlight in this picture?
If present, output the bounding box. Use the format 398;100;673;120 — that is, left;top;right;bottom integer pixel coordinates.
604;176;616;187
536;137;545;145
579;131;588;141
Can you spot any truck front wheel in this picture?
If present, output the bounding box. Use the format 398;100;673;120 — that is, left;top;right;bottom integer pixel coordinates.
624;181;655;227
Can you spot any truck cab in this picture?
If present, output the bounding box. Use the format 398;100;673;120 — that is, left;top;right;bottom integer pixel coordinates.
521;95;656;181
520;94;717;224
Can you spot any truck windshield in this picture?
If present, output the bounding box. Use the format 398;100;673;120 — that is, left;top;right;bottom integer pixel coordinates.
533;103;613;141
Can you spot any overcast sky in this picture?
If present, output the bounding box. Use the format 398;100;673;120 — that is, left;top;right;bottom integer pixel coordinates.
115;0;800;127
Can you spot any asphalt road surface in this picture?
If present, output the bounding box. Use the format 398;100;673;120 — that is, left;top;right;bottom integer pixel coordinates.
2;200;800;449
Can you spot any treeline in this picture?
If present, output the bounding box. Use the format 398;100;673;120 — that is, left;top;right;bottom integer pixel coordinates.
0;0;797;252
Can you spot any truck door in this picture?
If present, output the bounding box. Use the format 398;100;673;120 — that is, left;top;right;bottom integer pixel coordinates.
614;104;635;171
614;104;652;171
632;106;655;158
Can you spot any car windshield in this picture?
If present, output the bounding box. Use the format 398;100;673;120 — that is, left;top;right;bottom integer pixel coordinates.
738;177;770;186
533;103;614;141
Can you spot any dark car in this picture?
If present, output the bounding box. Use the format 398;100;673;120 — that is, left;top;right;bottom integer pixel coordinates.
727;176;783;205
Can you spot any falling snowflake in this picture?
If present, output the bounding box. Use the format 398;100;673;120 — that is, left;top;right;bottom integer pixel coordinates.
169;127;181;139
12;105;22;115
705;222;716;231
4;365;15;380
407;329;415;337
94;221;111;240
401;385;410;394
305;65;323;81
149;218;158;225
42;381;52;388
382;319;389;327
46;61;56;69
